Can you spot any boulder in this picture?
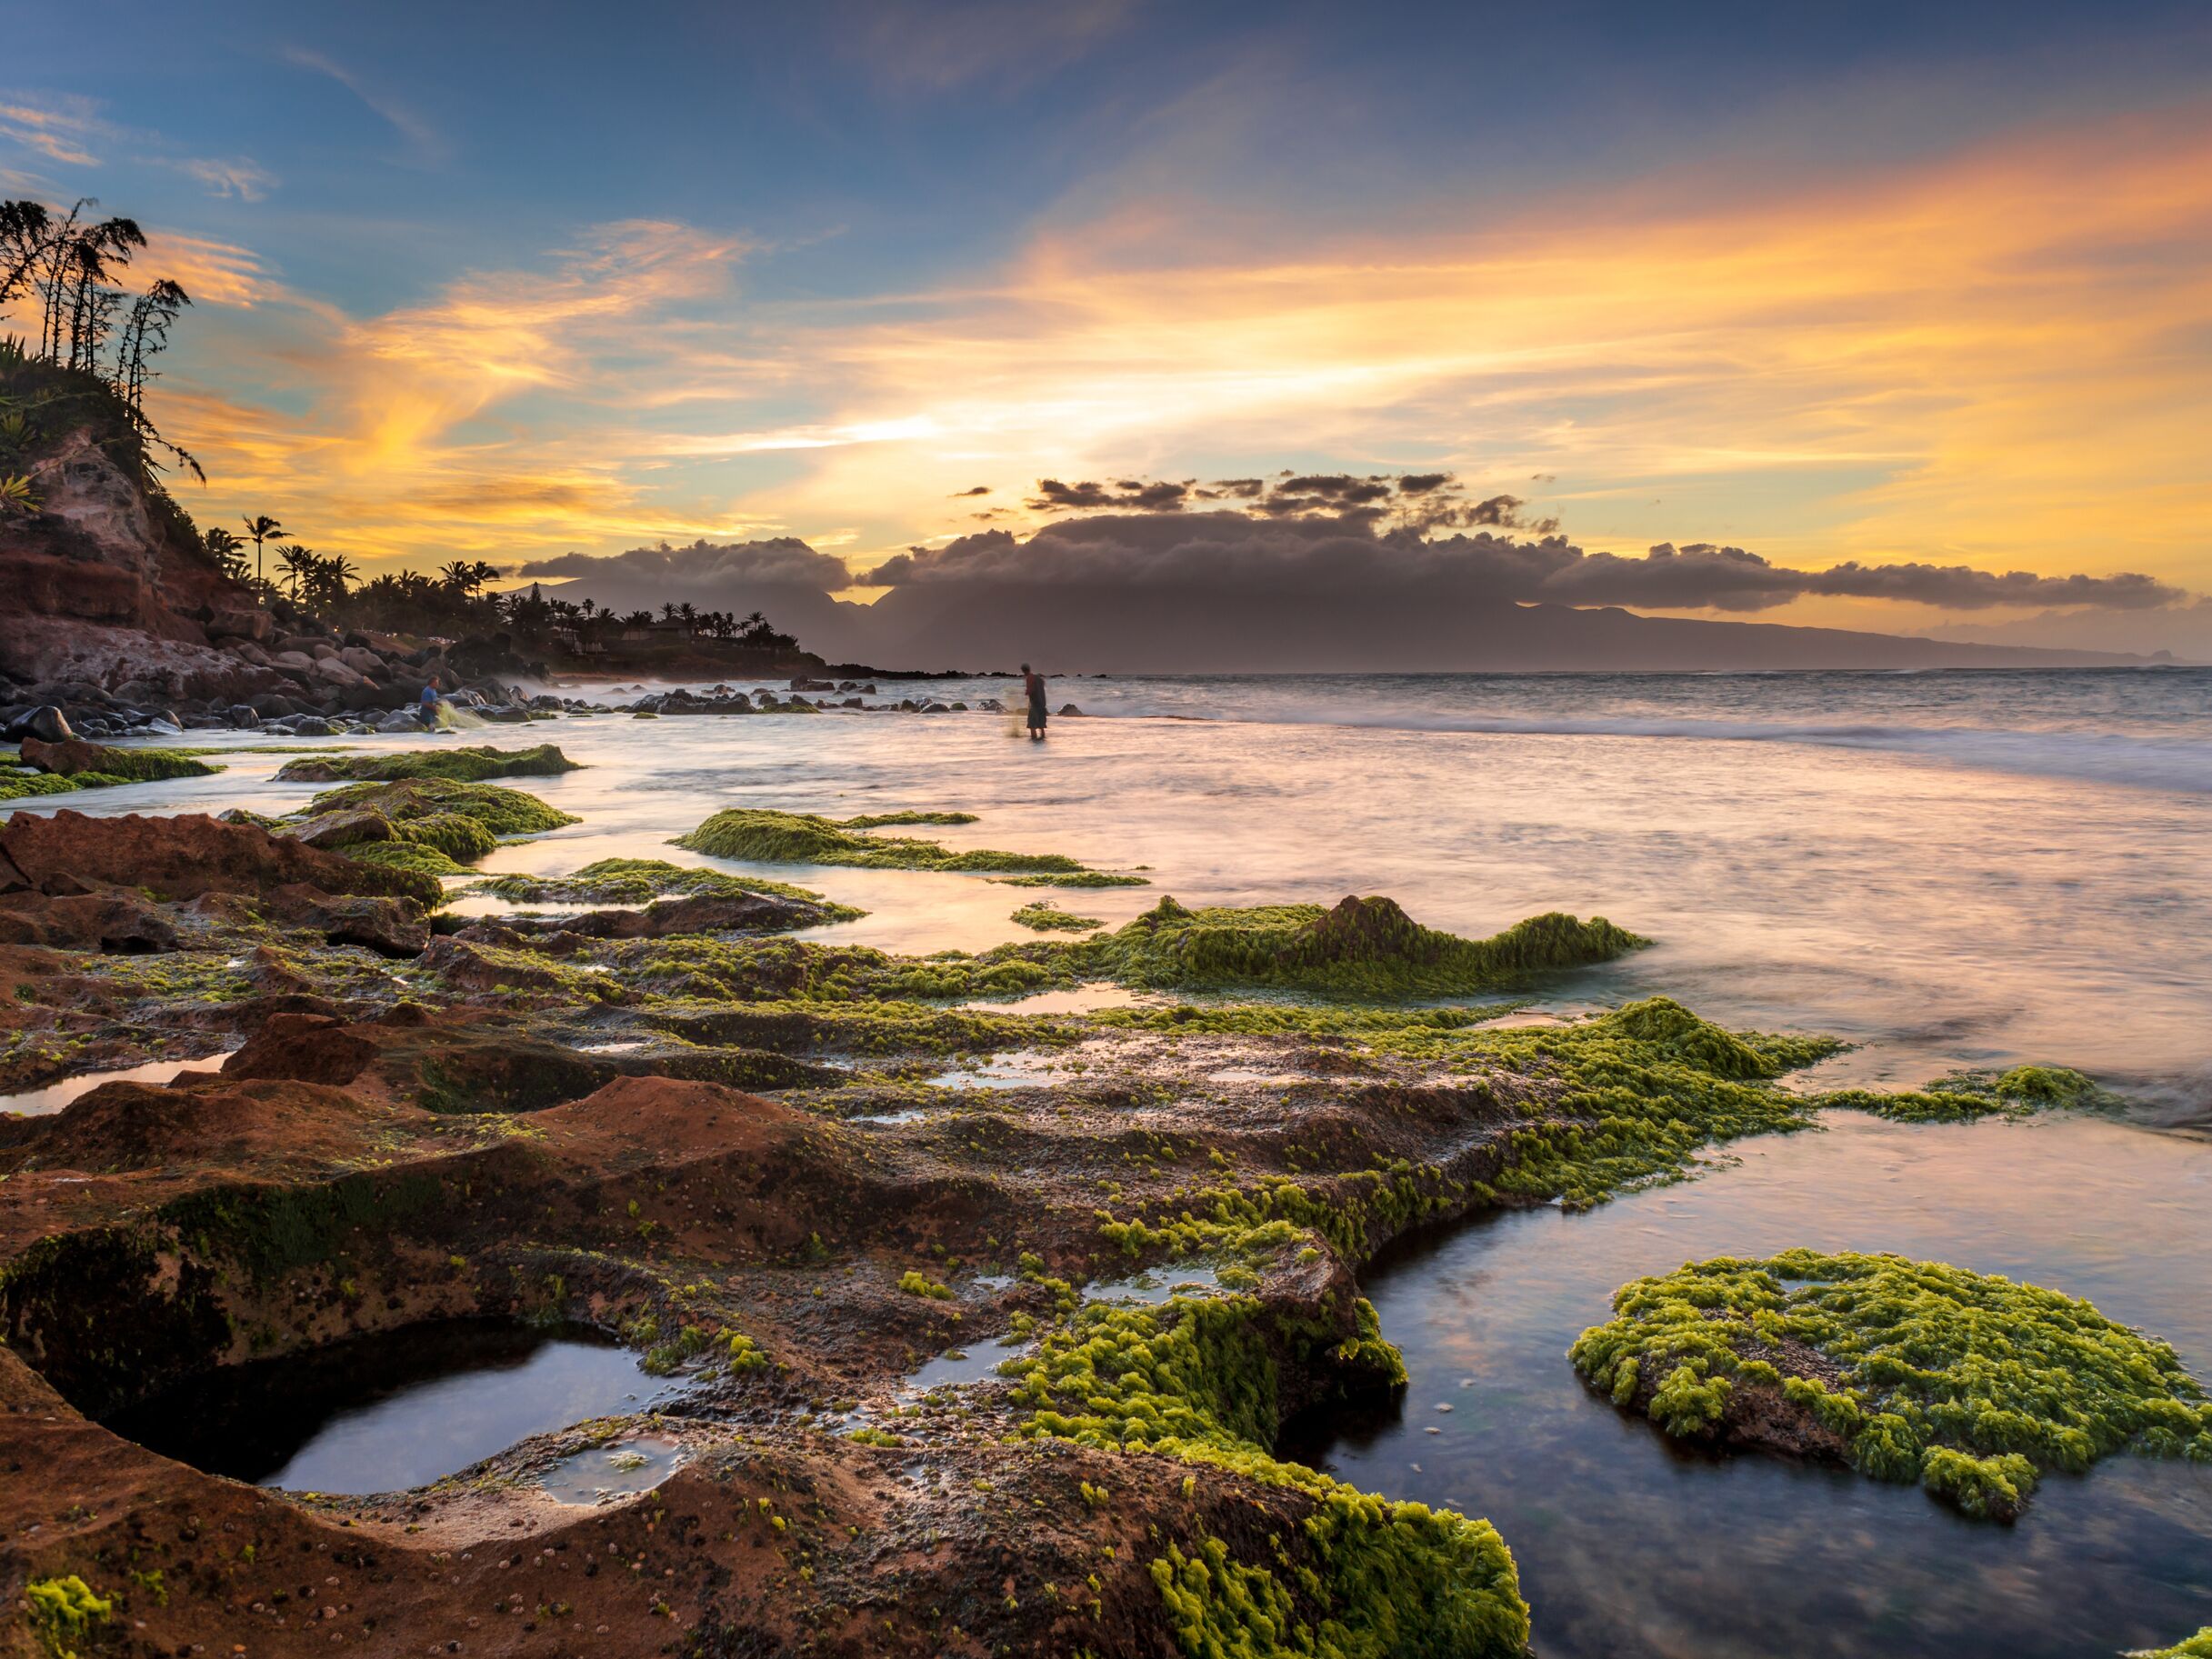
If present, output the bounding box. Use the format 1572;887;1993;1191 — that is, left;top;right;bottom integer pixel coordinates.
271;885;430;959
4;705;75;744
205;607;269;643
0;809;437;907
0;886;178;953
275;808;394;850
16;735;110;775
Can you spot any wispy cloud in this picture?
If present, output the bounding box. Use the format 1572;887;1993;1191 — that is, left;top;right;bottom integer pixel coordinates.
0;91;105;167
159;155;278;201
280;47;445;164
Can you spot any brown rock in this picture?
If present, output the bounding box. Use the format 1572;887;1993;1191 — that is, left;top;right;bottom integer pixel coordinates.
0;887;178;953
276;887;429;958
220;1012;380;1087
276;808;394;850
0;810;435;907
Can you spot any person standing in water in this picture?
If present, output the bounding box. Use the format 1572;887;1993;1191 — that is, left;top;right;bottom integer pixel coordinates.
418;672;443;730
1021;663;1048;741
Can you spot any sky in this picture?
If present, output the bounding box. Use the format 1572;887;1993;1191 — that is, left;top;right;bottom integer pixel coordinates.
5;0;2211;653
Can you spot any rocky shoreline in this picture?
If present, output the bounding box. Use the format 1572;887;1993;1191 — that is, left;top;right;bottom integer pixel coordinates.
0;752;2147;1657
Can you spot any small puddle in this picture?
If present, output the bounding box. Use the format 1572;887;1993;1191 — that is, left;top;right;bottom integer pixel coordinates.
851;1107;933;1125
1084;1263;1227;1304
104;1320;676;1494
926;1053;1056;1090
961;984;1155;1016
540;1434;688;1504
900;1340;1031;1394
0;1051;236;1117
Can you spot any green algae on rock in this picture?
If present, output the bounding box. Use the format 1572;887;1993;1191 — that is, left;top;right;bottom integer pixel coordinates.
1071;894;1642;997
1569;1249;2212;1521
1823;1064;2116;1124
476;857;855;914
837;809;978;828
275;743;582;784
673;806;1136;881
1010;900;1104;933
343;839;474;882
0;772;80;803
989;870;1153;889
25;1574;111;1654
2133;1630;2212;1658
1008;1287;1529;1657
308;776;579;838
3;741;221;801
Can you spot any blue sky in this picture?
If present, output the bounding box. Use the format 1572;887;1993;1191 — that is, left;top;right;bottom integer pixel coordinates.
5;0;2210;647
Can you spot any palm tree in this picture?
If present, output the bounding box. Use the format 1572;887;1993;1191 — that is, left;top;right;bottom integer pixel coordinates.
660;602;678;623
438;559;481;595
242;515;284;585
202;525;245;580
275;543;317;598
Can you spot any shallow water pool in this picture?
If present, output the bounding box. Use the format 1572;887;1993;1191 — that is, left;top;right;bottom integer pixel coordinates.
1281;1111;2212;1658
106;1321;677;1494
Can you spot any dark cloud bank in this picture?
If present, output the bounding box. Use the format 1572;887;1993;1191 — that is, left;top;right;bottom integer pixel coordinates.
522;485;2189;672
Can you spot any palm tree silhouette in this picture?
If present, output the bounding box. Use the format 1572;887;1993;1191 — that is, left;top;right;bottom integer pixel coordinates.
275;544;317;598
242;515;284;585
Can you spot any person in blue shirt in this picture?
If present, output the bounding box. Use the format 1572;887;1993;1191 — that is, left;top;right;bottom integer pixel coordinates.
418;673;442;729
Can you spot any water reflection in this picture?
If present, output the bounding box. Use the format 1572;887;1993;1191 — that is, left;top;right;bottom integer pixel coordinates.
1281;1113;2212;1659
106;1321;674;1494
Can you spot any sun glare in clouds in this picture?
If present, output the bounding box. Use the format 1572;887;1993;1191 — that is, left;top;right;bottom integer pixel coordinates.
139;101;2212;616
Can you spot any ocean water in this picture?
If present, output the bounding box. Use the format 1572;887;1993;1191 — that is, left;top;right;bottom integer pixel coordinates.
56;665;2212;1115
16;665;2212;1647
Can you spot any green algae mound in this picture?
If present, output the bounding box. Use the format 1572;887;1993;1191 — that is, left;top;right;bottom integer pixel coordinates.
25;1574;111;1654
0;771;80;803
1006;1286;1527;1657
1010;900;1103;933
308;776;578;838
2134;1631;2212;1658
673;806;1136;881
275;743;581;784
1570;1249;2212;1521
837;809;977;828
990;869;1152;889
344;840;475;882
1075;894;1642;997
4;742;220;800
1826;1063;2116;1123
477;857;854;913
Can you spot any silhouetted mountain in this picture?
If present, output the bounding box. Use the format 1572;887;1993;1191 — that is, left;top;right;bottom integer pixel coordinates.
545;575;2149;673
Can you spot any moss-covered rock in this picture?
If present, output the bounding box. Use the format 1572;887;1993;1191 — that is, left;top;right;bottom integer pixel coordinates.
0;772;80;803
1570;1250;2212;1520
21;738;223;783
477;857;852;912
341;839;472;883
1071;894;1642;997
1010;900;1103;933
672;806;1136;881
1822;1063;2116;1123
307;776;578;837
2133;1630;2212;1659
275;744;582;784
1008;1290;1528;1657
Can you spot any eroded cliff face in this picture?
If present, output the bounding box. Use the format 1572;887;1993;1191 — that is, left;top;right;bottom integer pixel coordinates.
0;413;257;699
